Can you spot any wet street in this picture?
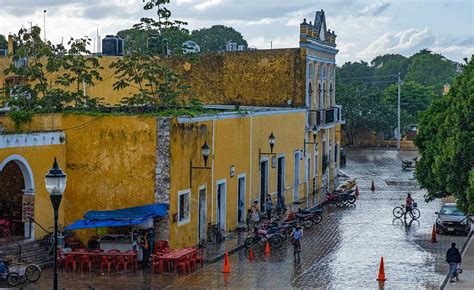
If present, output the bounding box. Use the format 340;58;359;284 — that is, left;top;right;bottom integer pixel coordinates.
17;149;470;289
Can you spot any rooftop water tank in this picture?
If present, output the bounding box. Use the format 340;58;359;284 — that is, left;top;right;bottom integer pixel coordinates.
102;35;124;55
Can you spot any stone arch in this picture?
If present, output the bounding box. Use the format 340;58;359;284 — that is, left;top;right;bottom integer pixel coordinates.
0;154;35;239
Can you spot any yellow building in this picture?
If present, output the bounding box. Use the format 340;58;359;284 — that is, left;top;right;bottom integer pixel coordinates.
0;10;343;249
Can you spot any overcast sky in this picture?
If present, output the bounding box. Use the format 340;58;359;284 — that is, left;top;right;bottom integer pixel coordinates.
0;0;472;64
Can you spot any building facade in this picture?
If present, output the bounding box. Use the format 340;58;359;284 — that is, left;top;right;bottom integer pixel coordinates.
0;10;343;248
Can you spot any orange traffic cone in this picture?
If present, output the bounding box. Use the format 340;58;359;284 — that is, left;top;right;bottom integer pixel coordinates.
371;180;376;192
265;241;270;256
377;257;387;282
355;185;360;198
431;224;437;243
222;250;230;273
248;247;255;260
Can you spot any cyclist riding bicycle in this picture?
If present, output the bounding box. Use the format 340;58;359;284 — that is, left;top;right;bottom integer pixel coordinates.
291;224;303;261
404;193;414;219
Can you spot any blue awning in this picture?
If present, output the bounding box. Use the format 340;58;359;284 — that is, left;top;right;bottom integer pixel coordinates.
65;204;168;231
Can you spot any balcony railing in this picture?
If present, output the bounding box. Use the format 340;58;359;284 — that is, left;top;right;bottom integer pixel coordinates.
310;106;343;128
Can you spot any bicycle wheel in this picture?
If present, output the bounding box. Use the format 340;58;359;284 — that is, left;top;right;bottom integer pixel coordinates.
410;208;421;220
7;273;20;286
302;219;313;229
244;236;255;249
26;264;41;282
312;214;322;224
269;235;282;248
393;207;404;218
347;196;356;204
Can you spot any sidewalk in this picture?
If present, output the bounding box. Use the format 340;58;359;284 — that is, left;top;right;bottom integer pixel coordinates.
445;233;474;289
202;231;246;263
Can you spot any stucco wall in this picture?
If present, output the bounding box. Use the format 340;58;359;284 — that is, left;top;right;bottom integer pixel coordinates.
1;49;306;108
168;110;306;248
0;114;157;241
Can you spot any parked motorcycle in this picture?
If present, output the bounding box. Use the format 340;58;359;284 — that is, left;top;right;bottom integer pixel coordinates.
244;227;283;249
297;207;323;224
326;189;356;207
402;157;417;170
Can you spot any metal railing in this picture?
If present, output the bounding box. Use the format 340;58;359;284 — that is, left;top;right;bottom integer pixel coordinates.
28;216;52;238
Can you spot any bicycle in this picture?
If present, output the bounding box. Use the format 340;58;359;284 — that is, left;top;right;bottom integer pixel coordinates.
393;204;420;220
208;223;224;244
292;238;301;262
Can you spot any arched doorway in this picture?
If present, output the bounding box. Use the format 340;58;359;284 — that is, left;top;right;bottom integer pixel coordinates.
0;155;35;240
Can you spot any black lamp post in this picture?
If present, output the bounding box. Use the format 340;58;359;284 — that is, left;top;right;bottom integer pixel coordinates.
259;132;277;159
190;141;212;187
45;158;67;290
304;125;318;156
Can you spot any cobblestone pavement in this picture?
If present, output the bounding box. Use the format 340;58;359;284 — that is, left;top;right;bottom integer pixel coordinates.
13;149;469;289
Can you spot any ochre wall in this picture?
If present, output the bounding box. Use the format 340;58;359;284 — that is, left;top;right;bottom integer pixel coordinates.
168;110;306;249
1;48;306;107
0;114;157;241
0;125;66;239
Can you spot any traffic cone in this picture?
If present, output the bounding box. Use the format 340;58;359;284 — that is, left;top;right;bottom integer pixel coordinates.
265;241;270;256
222;250;230;273
377;257;387;282
431;224;437;243
355;185;360;198
371;180;376;192
248;247;255;260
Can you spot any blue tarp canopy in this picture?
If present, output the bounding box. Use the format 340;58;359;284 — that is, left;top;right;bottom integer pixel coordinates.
65;204;168;231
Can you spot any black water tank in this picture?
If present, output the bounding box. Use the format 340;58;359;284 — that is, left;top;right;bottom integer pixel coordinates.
102;35;124;55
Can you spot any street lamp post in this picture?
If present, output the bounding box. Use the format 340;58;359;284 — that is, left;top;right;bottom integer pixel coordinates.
189;141;212;187
45;158;67;290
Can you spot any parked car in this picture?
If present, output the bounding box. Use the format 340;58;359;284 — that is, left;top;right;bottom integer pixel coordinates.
435;203;471;236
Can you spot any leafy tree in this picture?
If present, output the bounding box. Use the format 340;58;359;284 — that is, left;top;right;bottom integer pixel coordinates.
4;26;61;110
111;0;189;109
56;37;103;107
371;54;409;80
191;25;248;52
111;53;188;108
0;34;7;50
415;57;474;213
383;81;435;130
405;49;458;94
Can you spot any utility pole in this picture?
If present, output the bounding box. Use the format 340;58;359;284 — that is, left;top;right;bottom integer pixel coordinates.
397;72;401;150
43;10;47;42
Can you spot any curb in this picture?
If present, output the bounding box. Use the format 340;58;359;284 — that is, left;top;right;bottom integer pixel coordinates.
203;243;245;264
440;231;473;290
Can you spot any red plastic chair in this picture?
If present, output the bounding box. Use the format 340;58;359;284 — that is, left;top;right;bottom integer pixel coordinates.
64;255;77;272
151;254;164;273
79;255;93;272
116;255;133;271
57;249;66;270
0;219;11;238
125;250;138;270
195;248;204;269
154;240;170;254
107;249;121;254
176;255;190;274
100;256;114;274
189;252;198;272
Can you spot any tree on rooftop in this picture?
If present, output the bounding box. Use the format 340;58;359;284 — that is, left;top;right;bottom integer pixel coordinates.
111;0;190;109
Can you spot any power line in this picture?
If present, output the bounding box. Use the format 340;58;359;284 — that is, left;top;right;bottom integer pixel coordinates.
337;74;398;81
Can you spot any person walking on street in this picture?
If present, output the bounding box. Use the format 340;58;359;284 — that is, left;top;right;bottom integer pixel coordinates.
265;195;273;220
404;193;414;220
250;200;261;227
446;242;462;283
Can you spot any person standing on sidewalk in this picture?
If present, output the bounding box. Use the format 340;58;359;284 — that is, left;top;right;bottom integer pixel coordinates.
446;242;462;282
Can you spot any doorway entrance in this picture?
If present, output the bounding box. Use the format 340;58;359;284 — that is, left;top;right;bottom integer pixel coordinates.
216;180;226;231
277;156;285;211
293;151;300;202
237;174;246;225
0;154;35;240
198;186;207;244
260;159;269;212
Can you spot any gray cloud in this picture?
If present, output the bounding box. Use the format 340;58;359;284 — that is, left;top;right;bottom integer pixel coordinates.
358;0;390;16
